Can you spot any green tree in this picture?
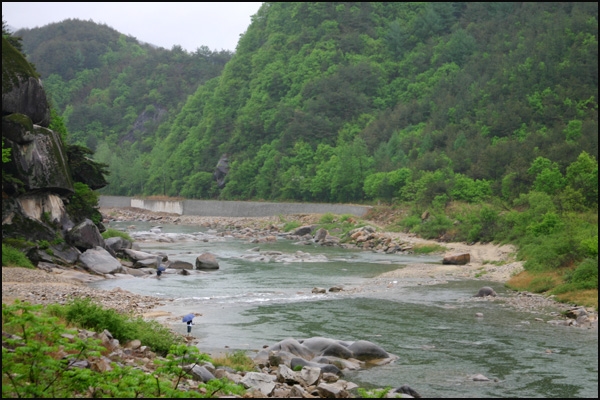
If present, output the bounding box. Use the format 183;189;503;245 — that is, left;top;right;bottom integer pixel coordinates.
565;151;598;207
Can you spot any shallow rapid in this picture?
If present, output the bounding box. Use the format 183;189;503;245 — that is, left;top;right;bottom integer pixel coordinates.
90;221;598;398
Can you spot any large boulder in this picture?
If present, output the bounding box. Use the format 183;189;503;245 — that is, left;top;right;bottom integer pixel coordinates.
105;237;132;254
240;372;277;397
347;340;390;362
67;219;105;251
442;252;470;265
3;118;74;195
196;252;219;270
123;249;158;262
168;260;194;270
79;247;123;275
474;286;497;297
292;225;315;236
2;37;50;127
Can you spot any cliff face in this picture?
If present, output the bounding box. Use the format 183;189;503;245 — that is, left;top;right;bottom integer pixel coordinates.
2;36;107;266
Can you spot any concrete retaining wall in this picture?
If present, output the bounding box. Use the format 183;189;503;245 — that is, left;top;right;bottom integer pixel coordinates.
99;196;371;218
131;198;184;214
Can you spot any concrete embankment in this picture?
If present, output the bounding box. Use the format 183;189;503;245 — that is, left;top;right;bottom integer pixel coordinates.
99;196;371;218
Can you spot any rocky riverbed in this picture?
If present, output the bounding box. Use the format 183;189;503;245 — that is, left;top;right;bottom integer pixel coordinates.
3;207;596;329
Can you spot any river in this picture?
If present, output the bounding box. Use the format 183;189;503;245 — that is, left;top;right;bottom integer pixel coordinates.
89;221;598;398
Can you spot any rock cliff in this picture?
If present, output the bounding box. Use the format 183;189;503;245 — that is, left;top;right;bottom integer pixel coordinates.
2;36;109;269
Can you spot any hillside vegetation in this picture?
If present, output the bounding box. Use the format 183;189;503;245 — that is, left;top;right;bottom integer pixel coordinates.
6;2;598;307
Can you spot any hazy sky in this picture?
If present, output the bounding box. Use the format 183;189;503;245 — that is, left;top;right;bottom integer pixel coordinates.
2;2;263;52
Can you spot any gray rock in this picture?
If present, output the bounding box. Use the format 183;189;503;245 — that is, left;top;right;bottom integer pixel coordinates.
5;124;74;196
472;373;490;381
316;382;348;398
300;337;343;354
213;154;229;189
122;266;151;277
474;286;497;297
314;228;328;242
299;366;322;386
105;236;132;253
66;219;105;251
277;364;300;384
123;248;158;261
292;225;315;236
196;252;219;269
321;342;354;359
79;247;123;275
347;340;390;362
187;365;216;383
2;76;50;127
240;372;276;396
290;357;342;376
389;384;421;398
167;260;194;270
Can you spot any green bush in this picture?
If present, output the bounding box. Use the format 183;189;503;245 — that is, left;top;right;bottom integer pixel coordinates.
412;243;447;254
520;233;578;272
63;298;179;356
283;220;302;232
66;182;102;224
101;228;133;242
570;258;598;288
528;276;557;293
414;214;453;239
399;214;421;230
2;243;35;268
319;212;336;224
339;214;354;222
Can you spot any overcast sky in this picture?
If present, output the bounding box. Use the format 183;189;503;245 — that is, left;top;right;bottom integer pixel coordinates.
2;2;263;52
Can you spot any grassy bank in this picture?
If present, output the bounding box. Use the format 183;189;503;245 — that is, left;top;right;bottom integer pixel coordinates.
367;201;598;310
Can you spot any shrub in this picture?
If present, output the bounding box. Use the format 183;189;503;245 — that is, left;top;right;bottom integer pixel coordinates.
399;214;421;231
528;276;557;293
211;350;255;372
570;258;598;289
63;298;180;356
66;182;102;224
2;243;35;268
283;220;302;232
101;228;133;242
319;212;336;224
412;243;447;254
414;214;453;239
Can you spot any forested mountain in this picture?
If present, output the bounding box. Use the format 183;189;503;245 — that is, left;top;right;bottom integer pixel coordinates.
16;18;232;154
141;2;595;204
13;4;597;205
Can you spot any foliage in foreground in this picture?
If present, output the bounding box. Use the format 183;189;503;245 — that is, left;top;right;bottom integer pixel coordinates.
49;297;179;356
2;300;247;398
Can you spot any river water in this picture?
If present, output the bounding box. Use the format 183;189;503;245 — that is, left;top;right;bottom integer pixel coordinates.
90;221;598;398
